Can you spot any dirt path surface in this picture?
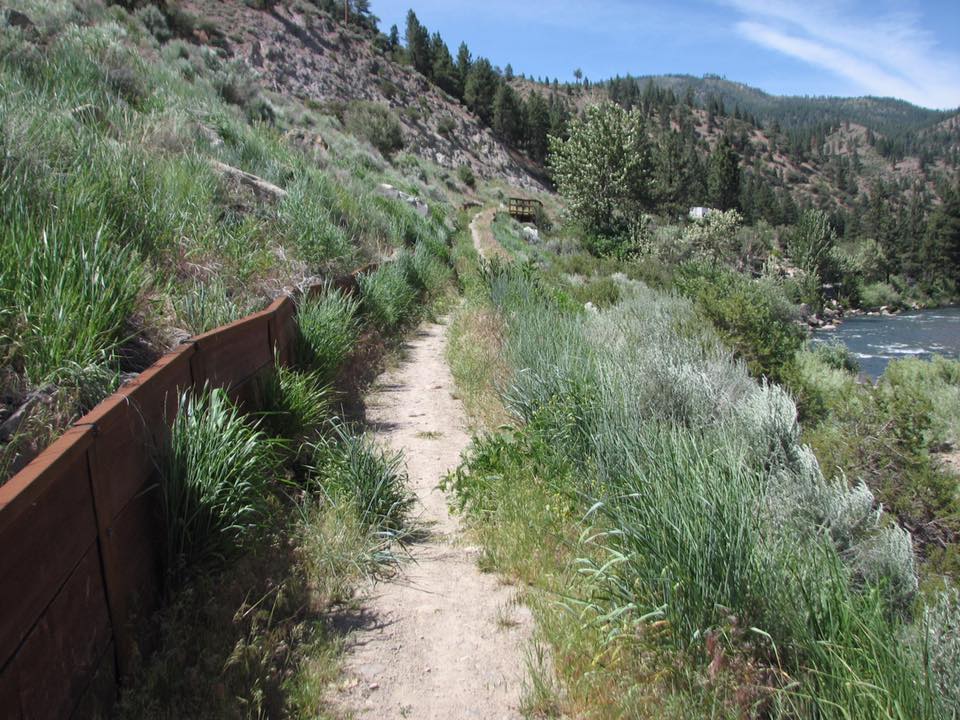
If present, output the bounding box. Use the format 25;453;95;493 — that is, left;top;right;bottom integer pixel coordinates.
330;319;532;719
470;207;509;260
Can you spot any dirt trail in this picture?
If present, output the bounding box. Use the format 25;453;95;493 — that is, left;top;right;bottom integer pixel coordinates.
330;317;532;719
470;207;509;260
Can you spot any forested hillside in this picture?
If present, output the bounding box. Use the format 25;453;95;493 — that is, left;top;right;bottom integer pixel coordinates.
388;8;959;307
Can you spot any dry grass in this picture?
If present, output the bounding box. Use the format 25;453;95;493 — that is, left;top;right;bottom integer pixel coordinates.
446;305;512;431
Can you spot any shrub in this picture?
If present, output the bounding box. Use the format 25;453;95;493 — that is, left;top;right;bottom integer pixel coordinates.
859;281;902;310
813;339;861;374
459;266;935;714
135;4;170;43
159;388;279;586
437;116;455;136
294;287;361;381
343;101;404;157
457;164;476;188
674;261;805;384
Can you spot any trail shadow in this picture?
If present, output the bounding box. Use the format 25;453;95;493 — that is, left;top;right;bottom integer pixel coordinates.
328;604;394;639
364;420;404;435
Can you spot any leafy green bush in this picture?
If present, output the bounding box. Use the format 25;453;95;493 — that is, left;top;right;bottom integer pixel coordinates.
295;287;361;381
813;339;861;374
674;261;805;384
358;261;418;331
344;101;404;157
859;281;903;310
159;388;279;586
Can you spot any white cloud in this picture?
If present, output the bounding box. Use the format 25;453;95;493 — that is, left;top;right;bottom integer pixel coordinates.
727;0;960;108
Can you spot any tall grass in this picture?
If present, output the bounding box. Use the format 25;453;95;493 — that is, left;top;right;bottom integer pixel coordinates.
0;1;451;485
257;362;331;444
0;198;143;383
358;260;418;331
159;387;279;586
452;264;953;717
307;422;414;535
295;286;361;380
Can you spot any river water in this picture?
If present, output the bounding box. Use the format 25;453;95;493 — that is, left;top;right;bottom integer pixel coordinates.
811;307;960;379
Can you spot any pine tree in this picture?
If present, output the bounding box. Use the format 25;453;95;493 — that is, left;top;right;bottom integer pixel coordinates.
388;24;400;51
492;82;523;145
455;42;472;98
923;182;960;281
464;58;499;125
430;33;458;97
525;91;550;162
707;136;741;211
405;10;431;76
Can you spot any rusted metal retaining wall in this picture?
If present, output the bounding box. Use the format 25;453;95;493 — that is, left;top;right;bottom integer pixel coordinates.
0;281;335;718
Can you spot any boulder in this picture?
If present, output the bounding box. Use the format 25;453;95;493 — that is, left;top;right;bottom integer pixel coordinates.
377;183;429;217
521;226;540;243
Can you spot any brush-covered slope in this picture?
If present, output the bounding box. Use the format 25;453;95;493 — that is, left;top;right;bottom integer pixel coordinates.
0;0;466;481
177;0;543;190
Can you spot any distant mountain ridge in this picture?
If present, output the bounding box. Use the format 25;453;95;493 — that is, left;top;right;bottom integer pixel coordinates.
618;74;956;138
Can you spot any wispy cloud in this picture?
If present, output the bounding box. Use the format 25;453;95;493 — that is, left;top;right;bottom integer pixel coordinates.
727;0;960;108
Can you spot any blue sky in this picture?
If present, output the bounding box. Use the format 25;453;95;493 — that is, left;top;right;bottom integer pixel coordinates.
370;1;960;110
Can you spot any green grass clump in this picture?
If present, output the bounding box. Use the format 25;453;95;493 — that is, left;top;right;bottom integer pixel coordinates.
174;278;254;335
258;363;331;444
358;261;418;332
0;203;143;383
159;387;280;586
398;240;453;297
307;423;414;535
294;287;361;380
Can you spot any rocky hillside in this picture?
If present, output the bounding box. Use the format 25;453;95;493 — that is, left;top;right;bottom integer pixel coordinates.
179;0;544;191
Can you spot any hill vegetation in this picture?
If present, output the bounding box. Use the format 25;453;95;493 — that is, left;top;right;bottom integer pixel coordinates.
0;0;471;482
3;0;960;717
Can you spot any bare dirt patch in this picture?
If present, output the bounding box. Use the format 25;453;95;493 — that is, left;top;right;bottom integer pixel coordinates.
470;208;509;261
329;319;532;719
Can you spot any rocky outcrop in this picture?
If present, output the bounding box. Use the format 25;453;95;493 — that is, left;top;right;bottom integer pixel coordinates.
378;183;429;217
183;1;544;191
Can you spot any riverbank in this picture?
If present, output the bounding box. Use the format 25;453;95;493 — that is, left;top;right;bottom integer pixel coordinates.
810;306;960;379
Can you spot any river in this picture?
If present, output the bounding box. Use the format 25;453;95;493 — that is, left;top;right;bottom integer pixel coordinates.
811;307;960;380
